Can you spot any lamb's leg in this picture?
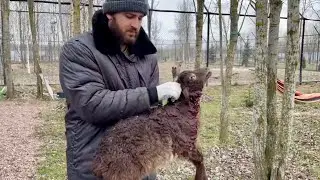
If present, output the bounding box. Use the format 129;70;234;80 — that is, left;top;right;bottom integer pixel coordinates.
187;148;207;180
174;138;207;180
193;159;207;180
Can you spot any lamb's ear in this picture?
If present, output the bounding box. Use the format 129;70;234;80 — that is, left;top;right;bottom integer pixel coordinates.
206;71;212;80
182;87;190;101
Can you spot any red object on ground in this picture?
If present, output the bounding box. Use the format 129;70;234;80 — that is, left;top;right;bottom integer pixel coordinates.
276;79;320;103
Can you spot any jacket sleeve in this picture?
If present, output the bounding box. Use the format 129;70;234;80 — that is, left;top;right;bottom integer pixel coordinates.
149;54;160;87
146;54;160;106
59;40;152;126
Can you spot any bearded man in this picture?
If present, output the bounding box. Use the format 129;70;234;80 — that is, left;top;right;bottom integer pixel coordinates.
59;0;182;179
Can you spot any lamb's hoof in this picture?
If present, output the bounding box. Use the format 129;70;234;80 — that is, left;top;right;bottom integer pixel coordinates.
195;173;208;180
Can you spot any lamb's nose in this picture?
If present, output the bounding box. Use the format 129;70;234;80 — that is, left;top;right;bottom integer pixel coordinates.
190;74;196;80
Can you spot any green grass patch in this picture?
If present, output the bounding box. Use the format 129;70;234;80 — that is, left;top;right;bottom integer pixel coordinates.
0;86;6;100
35;101;67;180
198;85;253;150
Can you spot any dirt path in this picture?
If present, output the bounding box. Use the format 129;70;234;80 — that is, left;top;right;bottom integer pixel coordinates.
0;100;43;180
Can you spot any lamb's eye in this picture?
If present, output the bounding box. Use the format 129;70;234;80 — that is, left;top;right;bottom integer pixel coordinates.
189;74;196;81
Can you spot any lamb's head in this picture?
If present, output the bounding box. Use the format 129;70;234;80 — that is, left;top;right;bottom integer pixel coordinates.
176;68;212;102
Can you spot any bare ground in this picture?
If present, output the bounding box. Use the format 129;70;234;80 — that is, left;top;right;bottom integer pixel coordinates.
0;100;44;180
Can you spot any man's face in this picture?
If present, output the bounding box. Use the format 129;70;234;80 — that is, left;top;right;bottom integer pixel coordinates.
107;12;144;45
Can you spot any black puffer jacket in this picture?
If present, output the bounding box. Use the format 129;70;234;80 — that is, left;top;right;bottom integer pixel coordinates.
59;9;159;180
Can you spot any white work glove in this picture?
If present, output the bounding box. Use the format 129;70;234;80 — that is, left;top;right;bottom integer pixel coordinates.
156;82;182;102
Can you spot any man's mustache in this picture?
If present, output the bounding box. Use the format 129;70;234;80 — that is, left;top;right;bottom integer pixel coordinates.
127;28;138;34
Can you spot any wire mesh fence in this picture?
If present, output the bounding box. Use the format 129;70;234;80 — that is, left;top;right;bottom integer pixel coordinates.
1;0;320;88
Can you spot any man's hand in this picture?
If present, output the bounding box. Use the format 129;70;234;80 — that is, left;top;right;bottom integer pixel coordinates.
156;82;182;102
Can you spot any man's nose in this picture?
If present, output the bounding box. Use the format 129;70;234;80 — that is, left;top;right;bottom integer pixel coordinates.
131;18;141;29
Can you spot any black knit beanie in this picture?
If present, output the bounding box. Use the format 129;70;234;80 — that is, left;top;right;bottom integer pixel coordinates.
102;0;149;16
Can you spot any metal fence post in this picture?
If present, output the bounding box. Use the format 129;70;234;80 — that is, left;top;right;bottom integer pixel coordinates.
317;35;320;70
299;17;305;85
206;13;210;68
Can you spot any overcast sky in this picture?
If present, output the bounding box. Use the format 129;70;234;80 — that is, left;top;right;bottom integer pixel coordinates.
139;0;320;44
8;0;320;46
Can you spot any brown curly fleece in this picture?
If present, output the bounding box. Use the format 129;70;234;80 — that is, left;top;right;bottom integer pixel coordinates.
92;68;212;180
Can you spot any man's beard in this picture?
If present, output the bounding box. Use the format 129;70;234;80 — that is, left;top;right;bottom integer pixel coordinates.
109;20;139;46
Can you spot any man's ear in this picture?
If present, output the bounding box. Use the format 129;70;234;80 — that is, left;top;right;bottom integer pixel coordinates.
106;14;113;20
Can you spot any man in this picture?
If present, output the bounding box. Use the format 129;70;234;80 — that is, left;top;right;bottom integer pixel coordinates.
59;0;182;179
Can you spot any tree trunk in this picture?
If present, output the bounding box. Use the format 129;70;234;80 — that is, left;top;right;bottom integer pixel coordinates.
82;6;87;32
147;0;154;39
253;0;268;179
265;0;282;178
272;0;300;178
28;0;43;99
219;0;239;145
28;42;32;70
1;0;14;98
19;2;27;68
88;0;93;31
52;22;56;61
58;0;66;42
72;0;81;36
36;4;40;65
194;0;204;69
218;0;225;132
222;17;229;46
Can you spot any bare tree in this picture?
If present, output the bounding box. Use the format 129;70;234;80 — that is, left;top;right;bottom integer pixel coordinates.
58;0;66;42
1;0;14;98
265;0;282;178
147;0;161;45
18;2;27;68
151;15;162;45
72;0;81;36
175;0;194;63
253;0;268;178
272;0;300;178
195;0;205;69
242;37;251;67
28;0;43;99
81;5;87;32
88;0;94;30
219;0;239;144
221;16;229;46
218;0;224;108
147;0;158;40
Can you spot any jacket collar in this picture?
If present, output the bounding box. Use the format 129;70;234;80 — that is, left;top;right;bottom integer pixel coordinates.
92;9;157;57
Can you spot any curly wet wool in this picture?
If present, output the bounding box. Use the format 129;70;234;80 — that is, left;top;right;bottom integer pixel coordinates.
102;0;149;15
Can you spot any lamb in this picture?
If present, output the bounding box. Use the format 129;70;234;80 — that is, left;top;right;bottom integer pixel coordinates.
172;66;178;81
172;61;182;81
92;68;212;180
